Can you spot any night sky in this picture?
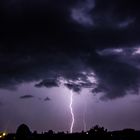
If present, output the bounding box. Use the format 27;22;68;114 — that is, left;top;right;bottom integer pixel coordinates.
1;0;140;133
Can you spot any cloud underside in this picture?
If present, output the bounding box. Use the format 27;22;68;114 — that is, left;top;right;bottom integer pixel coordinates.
44;97;51;101
20;95;34;99
0;0;140;100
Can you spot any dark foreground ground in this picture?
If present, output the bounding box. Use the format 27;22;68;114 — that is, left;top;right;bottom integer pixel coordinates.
1;124;140;140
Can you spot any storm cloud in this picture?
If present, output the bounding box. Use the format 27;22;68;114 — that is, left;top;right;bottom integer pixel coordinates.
20;95;34;99
44;97;51;101
35;78;59;88
0;0;140;99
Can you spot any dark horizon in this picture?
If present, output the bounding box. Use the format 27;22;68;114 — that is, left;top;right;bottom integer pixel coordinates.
2;124;140;140
6;124;140;134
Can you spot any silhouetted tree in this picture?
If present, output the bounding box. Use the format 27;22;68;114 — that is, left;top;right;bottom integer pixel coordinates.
88;125;107;137
4;124;140;140
16;124;31;140
47;130;54;135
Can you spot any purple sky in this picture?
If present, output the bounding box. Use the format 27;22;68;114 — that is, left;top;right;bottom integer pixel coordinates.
1;82;140;133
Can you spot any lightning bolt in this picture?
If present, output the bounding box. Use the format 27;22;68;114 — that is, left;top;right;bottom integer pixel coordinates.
70;90;74;133
83;117;87;132
83;100;87;132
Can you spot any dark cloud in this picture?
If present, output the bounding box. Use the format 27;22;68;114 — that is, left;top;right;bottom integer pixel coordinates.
0;0;140;100
34;72;97;93
20;95;34;99
35;79;59;88
44;97;51;101
89;52;140;99
64;83;81;93
64;75;96;93
1;0;140;48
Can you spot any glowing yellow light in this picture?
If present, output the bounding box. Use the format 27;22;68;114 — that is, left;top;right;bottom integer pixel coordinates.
0;135;2;138
3;132;6;136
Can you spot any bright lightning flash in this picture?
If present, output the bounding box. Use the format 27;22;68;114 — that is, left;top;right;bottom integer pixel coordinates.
70;90;74;133
83;99;87;132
